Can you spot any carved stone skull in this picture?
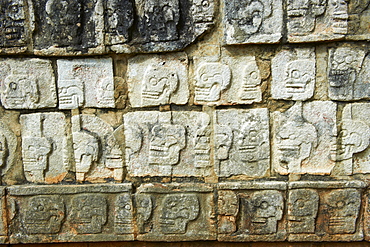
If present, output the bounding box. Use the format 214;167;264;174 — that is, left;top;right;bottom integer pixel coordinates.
195;63;231;102
149;124;186;166
160;194;200;234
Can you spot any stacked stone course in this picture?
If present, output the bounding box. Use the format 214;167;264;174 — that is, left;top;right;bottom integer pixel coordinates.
1;0;370;244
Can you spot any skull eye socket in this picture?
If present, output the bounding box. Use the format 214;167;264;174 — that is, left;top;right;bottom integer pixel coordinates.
260;201;269;209
202;0;209;7
336;200;345;208
9;82;17;90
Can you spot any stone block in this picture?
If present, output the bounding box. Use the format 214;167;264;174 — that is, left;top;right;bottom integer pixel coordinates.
7;184;134;243
57;58;115;109
0;58;57;109
272;101;337;175
272;48;315;101
104;0;134;46
71;114;124;182
123;111;212;177
193;56;262;105
214;109;269;178
109;0;216;53
331;103;370;175
288;181;365;241
328;46;370;101
287;0;348;42
135;183;216;241
20;113;71;184
127;53;189;107
217;182;287;241
347;0;370;40
32;0;104;55
223;0;283;44
0;0;32;53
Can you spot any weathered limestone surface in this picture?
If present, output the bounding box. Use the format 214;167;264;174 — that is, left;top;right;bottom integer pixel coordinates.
215;109;269;178
57;58;115;109
7;184;134;243
127;53;189;107
272;48;315;101
0;0;33;54
224;0;283;44
136;183;216;241
124;111;212;177
2;0;370;244
20;112;71;184
0;58;57;109
218;182;287;241
288;181;365;241
272;101;337;175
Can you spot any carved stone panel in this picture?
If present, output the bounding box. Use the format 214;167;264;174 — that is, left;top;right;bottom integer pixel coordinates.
71;114;123;182
288;181;365;241
0;0;32;53
135;183;216;241
20;113;70;184
345;0;370;40
127;53;189;107
328;47;370;101
109;0;215;53
214;109;269;178
330;103;370;174
217;182;286;241
104;0;134;45
0;58;57;109
194;56;262;105
288;189;319;234
272;48;315;101
223;0;283;44
124;111;212;177
287;0;348;42
32;0;104;55
8;184;134;243
57;58;115;109
272;101;336;175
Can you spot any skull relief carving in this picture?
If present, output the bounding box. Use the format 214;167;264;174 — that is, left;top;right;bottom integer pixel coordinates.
142;65;179;106
149;123;186;166
323;189;360;234
194;62;231;102
248;190;284;235
160;194;200;234
24;196;65;234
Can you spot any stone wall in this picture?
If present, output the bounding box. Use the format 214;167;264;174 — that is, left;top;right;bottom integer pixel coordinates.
0;0;370;244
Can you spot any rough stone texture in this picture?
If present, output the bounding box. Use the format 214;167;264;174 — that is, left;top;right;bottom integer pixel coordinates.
217;182;287;241
0;187;6;243
72;114;124;183
135;183;216;241
288;181;365;242
332;103;370;175
0;58;57;109
223;0;283;44
127;53;189;107
193;55;262;105
0;119;17;184
124;111;212;177
7;184;134;243
0;0;32;54
20;113;71;184
272;101;336;175
287;0;348;42
346;0;370;40
32;0;104;55
57;58;115;109
272;48;315;101
328;46;370;101
214;109;269;178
